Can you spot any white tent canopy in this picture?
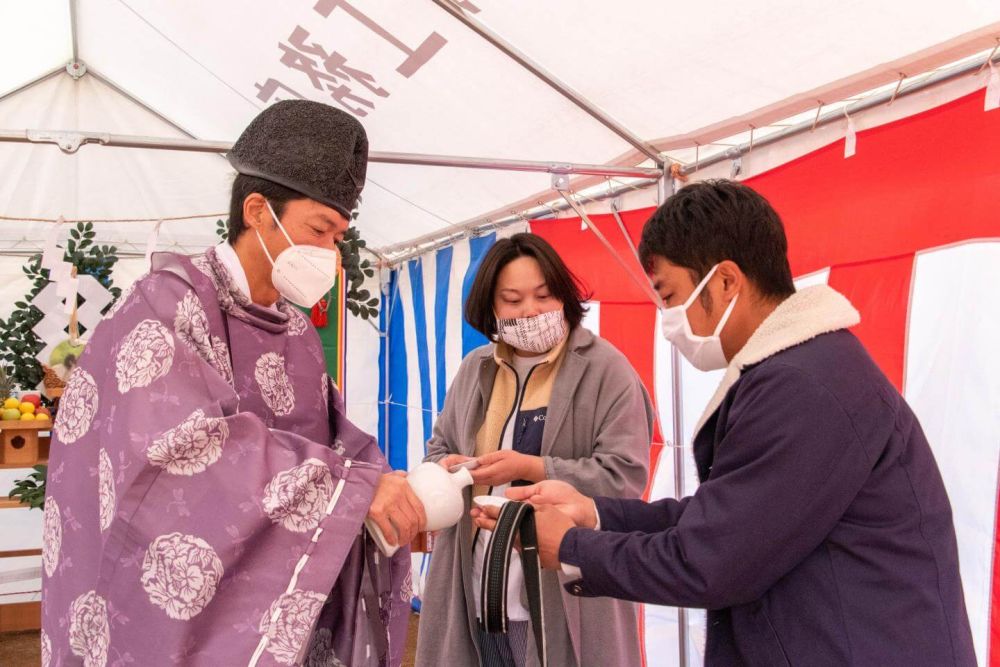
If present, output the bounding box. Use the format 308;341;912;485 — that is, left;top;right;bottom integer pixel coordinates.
3;4;1000;663
2;1;999;259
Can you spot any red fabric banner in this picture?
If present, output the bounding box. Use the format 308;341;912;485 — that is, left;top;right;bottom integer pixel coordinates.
827;254;915;391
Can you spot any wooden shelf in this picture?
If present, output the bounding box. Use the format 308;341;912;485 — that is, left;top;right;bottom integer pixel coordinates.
0;499;29;510
0;601;41;631
0;549;42;559
0;422;50;432
0;459;47;470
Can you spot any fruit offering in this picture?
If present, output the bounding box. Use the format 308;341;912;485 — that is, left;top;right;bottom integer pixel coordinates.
0;392;52;423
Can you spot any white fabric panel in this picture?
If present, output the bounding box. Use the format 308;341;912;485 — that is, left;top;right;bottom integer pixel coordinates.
0;469;43;605
0;555;42;606
346;271;382;436
644;605;706;667
794;268;831;289
579;300;600;336
905;241;1000;666
0;256;34;324
0;504;42;550
110;257;152;290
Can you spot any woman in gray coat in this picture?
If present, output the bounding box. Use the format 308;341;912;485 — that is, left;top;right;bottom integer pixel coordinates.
415;233;653;667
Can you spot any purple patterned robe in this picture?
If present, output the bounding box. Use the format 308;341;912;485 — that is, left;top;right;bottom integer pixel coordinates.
41;248;410;667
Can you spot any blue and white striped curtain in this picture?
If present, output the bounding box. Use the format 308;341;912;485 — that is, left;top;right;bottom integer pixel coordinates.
378;232;502;609
378;232;498;469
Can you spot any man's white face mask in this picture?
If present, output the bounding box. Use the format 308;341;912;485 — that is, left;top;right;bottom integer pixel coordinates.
659;264;739;372
256;200;340;308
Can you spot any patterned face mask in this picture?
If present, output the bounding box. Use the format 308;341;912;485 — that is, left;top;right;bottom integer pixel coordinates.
495;310;567;354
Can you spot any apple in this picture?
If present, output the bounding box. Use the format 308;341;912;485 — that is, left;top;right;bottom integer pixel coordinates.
19;402;35;415
34;413;50;421
3;398;19;410
1;408;20;421
20;394;41;408
19;413;35;421
36;407;51;419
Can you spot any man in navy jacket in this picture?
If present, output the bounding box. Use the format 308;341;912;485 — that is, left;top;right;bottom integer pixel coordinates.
474;180;975;666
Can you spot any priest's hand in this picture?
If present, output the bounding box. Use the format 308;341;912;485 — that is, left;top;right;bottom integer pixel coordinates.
471;450;545;486
505;480;598;529
471;503;574;570
368;472;427;547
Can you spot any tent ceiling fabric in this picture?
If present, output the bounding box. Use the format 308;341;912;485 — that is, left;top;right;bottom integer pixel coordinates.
1;1;999;254
0;73;231;254
0;3;71;99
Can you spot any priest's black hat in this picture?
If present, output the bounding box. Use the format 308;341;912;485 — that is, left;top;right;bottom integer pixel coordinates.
228;100;368;218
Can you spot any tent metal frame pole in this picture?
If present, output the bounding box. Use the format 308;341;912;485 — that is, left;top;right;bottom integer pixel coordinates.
386;46;1000;260
657;173;690;667
558;193;661;306
382;175;659;265
676;48;1000;178
368;152;661;179
88;68;207;143
2;48;995;259
430;0;663;166
0;66;65;106
0;128;661;179
69;0;80;61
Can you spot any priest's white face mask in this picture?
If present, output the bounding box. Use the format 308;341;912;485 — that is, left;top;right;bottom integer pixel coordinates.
256;200;342;308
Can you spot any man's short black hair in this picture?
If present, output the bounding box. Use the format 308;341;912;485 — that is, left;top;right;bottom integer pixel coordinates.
464;233;589;340
226;174;306;244
638;179;796;299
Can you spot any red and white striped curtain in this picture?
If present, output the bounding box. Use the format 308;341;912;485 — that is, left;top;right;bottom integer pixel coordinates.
533;88;1000;666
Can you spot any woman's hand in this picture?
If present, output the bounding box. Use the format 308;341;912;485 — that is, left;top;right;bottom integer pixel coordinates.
470;450;546;487
437;454;475;471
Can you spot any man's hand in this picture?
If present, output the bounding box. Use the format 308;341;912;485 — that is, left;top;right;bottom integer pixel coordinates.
437;454;474;470
471;503;575;569
470;450;545;486
505;480;598;529
367;472;427;547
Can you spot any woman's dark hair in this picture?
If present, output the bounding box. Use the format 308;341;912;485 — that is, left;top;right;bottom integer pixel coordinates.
226;174;306;243
464;233;589;339
638;179;796;299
